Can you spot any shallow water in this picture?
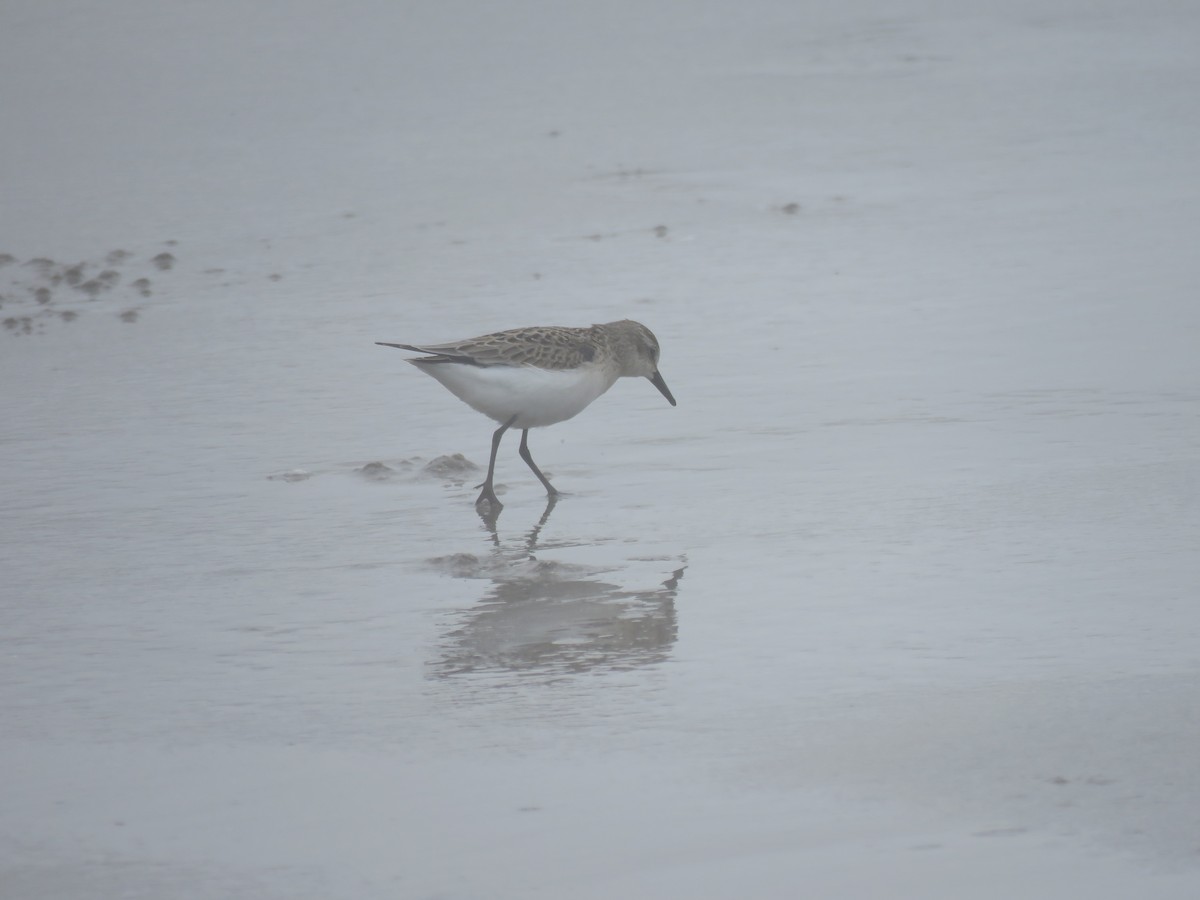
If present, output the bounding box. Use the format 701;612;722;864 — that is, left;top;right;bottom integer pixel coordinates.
3;0;1200;897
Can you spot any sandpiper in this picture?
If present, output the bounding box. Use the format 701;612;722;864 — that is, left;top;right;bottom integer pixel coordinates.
377;319;675;512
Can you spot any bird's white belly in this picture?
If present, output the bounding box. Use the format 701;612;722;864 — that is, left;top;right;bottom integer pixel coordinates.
419;362;619;428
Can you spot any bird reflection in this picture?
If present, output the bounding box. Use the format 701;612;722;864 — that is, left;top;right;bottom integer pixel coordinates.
477;490;556;545
429;498;684;678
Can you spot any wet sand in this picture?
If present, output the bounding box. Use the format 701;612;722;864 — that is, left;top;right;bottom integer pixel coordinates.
2;0;1199;897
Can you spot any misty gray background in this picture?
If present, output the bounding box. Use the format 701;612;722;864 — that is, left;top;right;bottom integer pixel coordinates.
2;1;1199;897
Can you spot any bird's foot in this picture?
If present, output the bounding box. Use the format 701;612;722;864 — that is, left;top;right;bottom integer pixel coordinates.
475;487;503;515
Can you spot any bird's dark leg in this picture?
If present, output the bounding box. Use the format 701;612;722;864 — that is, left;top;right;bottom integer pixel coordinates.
477;415;517;514
518;429;558;498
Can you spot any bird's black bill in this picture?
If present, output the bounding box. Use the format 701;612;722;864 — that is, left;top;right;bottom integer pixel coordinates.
650;370;676;406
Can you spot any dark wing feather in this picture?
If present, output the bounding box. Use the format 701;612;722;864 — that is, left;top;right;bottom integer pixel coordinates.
374;341;482;365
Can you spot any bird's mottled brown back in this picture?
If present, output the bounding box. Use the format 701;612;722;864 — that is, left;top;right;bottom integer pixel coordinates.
422;325;607;369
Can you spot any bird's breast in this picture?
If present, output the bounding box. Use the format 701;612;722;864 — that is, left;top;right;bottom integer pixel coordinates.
415;360;620;428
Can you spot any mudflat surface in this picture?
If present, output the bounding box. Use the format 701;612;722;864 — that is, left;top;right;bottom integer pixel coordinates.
3;1;1199;897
